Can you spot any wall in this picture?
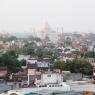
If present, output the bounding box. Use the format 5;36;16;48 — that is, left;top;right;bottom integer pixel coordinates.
41;73;62;85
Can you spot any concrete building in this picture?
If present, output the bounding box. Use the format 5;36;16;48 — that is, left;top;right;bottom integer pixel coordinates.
27;58;37;64
86;58;95;66
35;71;63;87
0;67;8;80
17;55;30;61
41;72;62;85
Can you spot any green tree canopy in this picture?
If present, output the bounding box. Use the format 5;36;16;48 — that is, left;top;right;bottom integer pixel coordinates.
79;51;95;58
53;61;65;70
53;59;93;75
84;51;95;58
3;36;17;42
35;48;44;58
0;50;21;73
66;60;92;75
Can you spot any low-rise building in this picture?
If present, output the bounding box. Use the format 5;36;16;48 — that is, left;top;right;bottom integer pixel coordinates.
0;67;8;80
35;71;63;87
86;58;95;66
41;72;62;85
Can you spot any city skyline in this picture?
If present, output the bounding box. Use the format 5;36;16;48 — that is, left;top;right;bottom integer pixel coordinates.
0;0;95;34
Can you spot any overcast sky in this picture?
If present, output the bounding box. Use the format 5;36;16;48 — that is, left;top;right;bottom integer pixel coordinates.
0;0;95;34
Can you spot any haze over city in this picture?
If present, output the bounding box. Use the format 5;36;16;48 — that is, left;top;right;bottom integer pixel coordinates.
0;0;95;34
1;1;95;95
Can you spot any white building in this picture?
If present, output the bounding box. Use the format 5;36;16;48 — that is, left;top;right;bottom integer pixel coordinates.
27;58;37;64
41;72;62;85
86;58;95;66
36;22;57;43
17;55;30;61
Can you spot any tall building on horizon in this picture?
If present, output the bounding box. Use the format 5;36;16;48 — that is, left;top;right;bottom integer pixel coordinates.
36;22;57;43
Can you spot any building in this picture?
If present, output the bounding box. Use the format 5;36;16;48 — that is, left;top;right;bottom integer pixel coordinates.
27;58;37;64
86;58;95;66
35;71;63;87
41;72;62;85
57;47;76;62
0;67;8;80
36;22;57;43
26;57;51;84
18;55;30;61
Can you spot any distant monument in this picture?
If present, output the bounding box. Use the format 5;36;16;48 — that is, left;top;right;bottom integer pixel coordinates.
36;22;57;43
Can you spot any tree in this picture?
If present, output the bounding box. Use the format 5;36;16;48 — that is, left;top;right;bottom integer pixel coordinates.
35;48;44;58
35;49;57;61
0;50;21;73
21;44;35;55
53;59;93;75
84;51;95;58
28;36;41;42
53;61;65;70
79;51;95;58
63;59;93;75
3;36;17;42
20;59;26;66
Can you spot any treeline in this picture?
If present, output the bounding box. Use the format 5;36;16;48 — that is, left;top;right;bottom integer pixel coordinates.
80;51;95;58
53;60;93;75
0;50;93;75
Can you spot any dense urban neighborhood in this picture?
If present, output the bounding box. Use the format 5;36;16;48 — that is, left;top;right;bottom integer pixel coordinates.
0;24;95;95
1;0;95;94
0;24;95;82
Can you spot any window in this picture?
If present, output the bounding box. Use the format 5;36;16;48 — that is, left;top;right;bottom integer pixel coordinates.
47;75;51;77
55;85;57;87
10;93;18;95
